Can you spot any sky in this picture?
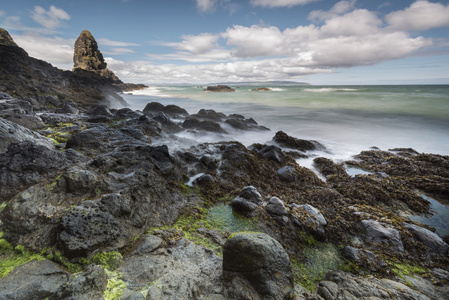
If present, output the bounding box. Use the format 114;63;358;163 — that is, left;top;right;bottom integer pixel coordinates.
1;0;449;85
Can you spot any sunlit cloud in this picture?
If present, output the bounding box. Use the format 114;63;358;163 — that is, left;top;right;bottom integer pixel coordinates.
31;5;70;29
97;38;140;47
250;0;320;8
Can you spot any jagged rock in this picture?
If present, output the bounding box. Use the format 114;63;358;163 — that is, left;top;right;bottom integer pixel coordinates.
73;30;120;83
58;200;122;258
0;260;70;300
231;186;263;217
358;219;404;252
203;85;235;92
63;167;99;196
273;131;325;152
223;232;294;299
0;117;53;153
193;109;226;121
0;141;84;202
404;223;449;256
49;264;107;300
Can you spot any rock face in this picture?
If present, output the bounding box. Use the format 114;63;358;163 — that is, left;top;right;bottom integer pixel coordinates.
223;232;294;299
73;30;120;83
0;27;125;109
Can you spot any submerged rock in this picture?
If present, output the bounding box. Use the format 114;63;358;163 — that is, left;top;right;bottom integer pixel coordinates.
203;85;235;92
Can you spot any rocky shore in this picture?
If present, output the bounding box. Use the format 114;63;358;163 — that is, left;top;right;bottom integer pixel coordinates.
1;27;448;300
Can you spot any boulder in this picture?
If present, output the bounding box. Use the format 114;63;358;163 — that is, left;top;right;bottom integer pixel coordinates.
63;167;98;195
277;165;299;182
0;260;69;300
265;197;288;216
143;102;165;113
182;117;227;133
358;219;404;252
58;201;122;257
223;232;294;299
292;204;327;240
341;246;385;271
258;145;286;164
192;173;217;186
49;264;107;300
231;186;263;217
404;223;449;256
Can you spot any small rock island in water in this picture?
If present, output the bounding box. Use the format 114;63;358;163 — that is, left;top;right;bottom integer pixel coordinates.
0;27;448;299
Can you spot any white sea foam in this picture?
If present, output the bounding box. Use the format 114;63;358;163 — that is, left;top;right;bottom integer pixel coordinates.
126;87;172;97
304;88;358;93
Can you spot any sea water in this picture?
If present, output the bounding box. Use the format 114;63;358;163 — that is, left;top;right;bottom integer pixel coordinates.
123;85;449;158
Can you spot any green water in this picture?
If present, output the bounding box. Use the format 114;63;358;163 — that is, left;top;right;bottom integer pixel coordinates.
205;204;260;233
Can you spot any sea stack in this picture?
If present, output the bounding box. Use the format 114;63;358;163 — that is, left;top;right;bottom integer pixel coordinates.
73;30;121;83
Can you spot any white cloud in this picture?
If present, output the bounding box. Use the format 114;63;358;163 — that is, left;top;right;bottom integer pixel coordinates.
31;5;70;29
196;0;218;13
386;0;449;31
11;33;74;70
224;25;284;57
0;10;5;17
97;38;140;47
103;48;135;55
250;0;319;8
175;33;220;54
308;0;356;21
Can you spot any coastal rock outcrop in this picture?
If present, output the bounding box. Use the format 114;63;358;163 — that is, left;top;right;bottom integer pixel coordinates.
73;30;121;83
203;85;235;92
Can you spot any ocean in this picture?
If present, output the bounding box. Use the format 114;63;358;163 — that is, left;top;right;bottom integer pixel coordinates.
122;84;449;159
122;84;449;235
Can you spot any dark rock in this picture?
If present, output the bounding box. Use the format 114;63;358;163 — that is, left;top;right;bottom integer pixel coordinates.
193;109;226;121
65;126;109;151
73;30;121;83
277;165;299;182
239;186;263;205
358;219;404;252
265;196;288;216
0;141;83;202
203;85;235;92
223;232;294;299
0;27;18;46
317;281;338;300
231;186;263;217
58;201;122;257
0;260;69;300
143;102;165;113
163;104;189;117
0;117;53;153
341;246;385;271
251;87;272;91
258;145;286;163
192;173;217;186
404;223;449;256
274;131;325;152
314;157;348;178
292;204;327;240
49;264;107;300
63;167;98;195
182;117;227;133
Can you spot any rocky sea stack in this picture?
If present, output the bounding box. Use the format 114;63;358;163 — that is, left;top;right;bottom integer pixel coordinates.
0;27;448;299
73;30;121;84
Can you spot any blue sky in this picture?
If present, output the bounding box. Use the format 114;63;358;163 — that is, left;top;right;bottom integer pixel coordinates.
1;0;449;84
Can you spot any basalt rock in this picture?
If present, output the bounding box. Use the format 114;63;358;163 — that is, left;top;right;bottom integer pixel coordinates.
203;85;235;92
274;131;325;152
223;232;294;299
73;30;121;83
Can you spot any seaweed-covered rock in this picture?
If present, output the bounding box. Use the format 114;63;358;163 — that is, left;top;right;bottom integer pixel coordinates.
358;219;404;253
231;186;263;217
223;232;294;299
404;223;449;256
258;145;286;164
277;165;299;182
273;131;325;152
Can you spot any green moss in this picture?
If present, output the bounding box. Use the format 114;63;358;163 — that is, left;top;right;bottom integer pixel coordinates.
88;251;123;271
104;269;127;300
0;202;6;213
392;261;428;284
0;241;45;278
